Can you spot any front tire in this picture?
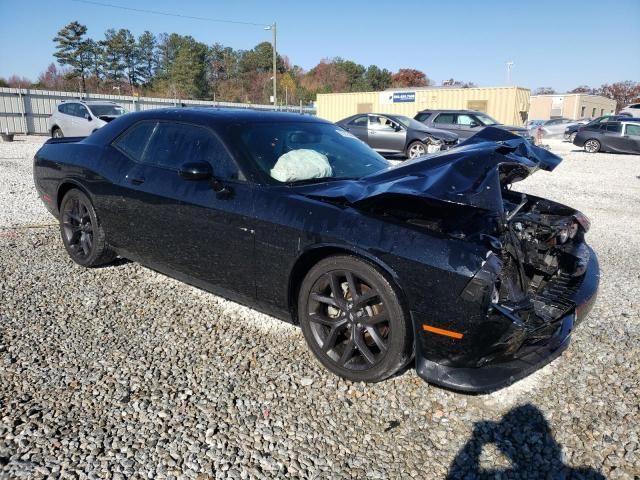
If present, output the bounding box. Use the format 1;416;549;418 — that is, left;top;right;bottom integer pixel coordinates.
52;127;63;138
584;139;601;153
59;189;116;267
406;141;427;159
570;132;577;143
298;255;413;382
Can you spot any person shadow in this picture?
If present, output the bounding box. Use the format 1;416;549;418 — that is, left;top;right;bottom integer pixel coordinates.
446;403;605;479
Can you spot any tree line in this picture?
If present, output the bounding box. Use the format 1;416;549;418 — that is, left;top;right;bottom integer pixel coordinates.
0;20;637;111
0;21;440;105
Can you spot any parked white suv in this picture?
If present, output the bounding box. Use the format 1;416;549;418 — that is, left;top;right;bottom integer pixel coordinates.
48;100;126;138
619;103;640;117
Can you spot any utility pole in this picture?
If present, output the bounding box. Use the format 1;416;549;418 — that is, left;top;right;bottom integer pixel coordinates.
506;61;514;85
265;22;277;107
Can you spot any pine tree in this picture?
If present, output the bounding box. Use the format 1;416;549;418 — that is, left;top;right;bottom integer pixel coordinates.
53;21;91;92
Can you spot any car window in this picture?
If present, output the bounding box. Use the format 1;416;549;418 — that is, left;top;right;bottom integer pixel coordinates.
113;121;157;162
604;123;622;133
142;122;238;178
368;115;395;130
65;103;79;117
625;124;640;136
76;104;90;119
434;113;455;125
456;114;475;125
58;104;69;114
474;113;500;125
415;112;432;122
348;116;368;127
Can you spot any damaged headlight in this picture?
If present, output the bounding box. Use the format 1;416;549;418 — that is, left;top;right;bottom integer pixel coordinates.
573;212;591;233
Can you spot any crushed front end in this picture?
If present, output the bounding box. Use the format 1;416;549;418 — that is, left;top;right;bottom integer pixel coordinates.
415;191;599;393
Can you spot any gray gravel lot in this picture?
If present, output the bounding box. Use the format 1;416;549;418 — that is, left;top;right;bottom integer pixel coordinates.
1;136;638;479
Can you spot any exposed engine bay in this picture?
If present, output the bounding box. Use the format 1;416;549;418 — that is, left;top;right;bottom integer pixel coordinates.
491;190;591;335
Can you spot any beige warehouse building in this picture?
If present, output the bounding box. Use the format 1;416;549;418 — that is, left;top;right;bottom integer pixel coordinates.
316;86;530;126
529;94;616;120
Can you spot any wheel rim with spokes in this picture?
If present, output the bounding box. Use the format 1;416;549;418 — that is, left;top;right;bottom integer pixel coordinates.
409;143;426;158
62;197;94;259
307;270;391;371
585;140;599;153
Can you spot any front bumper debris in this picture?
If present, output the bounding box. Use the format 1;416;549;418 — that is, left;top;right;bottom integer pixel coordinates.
414;248;599;393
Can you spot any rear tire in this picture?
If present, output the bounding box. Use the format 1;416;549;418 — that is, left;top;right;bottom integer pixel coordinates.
584;139;600;153
52;127;63;138
59;189;116;267
298;255;413;383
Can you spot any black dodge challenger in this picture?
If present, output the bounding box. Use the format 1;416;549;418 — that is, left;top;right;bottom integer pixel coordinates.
33;109;599;392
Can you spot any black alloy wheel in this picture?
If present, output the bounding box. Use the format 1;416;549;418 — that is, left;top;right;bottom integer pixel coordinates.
59;189;115;267
298;256;412;382
52;127;63;138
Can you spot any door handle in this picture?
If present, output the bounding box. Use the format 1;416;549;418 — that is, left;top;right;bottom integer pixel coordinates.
126;175;145;185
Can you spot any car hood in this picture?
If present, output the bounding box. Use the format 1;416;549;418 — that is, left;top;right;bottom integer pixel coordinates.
493;124;529;135
297;127;561;213
413;127;459;142
98;115;119;123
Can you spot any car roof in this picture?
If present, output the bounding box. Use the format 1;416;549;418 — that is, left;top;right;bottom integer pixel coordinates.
416;109;483;114
58;100;120;105
118;107;328;125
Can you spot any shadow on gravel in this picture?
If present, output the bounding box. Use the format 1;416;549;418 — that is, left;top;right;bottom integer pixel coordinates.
446;404;605;479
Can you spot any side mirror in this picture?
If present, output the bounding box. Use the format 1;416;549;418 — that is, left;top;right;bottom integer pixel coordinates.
179;161;212;181
85;113;92;121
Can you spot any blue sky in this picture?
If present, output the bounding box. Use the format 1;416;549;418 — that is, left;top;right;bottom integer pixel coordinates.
1;0;638;91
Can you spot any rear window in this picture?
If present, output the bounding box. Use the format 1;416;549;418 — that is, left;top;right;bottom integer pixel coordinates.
113;121;157;161
414;112;432;122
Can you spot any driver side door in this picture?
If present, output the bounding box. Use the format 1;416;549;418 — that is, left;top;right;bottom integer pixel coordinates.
72;104;95;137
113;121;256;298
455;113;481;139
367;115;406;153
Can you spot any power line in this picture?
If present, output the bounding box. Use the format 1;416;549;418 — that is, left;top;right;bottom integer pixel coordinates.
70;0;270;27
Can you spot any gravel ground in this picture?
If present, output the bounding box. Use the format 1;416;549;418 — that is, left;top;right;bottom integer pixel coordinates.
0;136;638;479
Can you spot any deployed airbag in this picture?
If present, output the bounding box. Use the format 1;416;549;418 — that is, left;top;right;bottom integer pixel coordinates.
271;149;332;183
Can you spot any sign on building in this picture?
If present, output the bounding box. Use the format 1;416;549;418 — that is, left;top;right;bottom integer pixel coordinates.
380;91;416;104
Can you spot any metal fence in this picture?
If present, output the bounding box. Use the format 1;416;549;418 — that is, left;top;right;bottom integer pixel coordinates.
0;87;316;135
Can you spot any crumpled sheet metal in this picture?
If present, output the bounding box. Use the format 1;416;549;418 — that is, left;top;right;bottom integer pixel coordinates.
299;127;562;213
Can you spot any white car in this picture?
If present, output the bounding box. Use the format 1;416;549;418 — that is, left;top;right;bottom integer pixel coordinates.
619;103;640;117
528;118;577;139
48;101;126;138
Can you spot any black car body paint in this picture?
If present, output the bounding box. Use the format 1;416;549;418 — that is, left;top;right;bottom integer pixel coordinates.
33;109;599;392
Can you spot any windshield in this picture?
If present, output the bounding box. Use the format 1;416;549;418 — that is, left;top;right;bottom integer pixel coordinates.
475;113;500;126
235;122;390;184
392;115;429;130
89;105;126;117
